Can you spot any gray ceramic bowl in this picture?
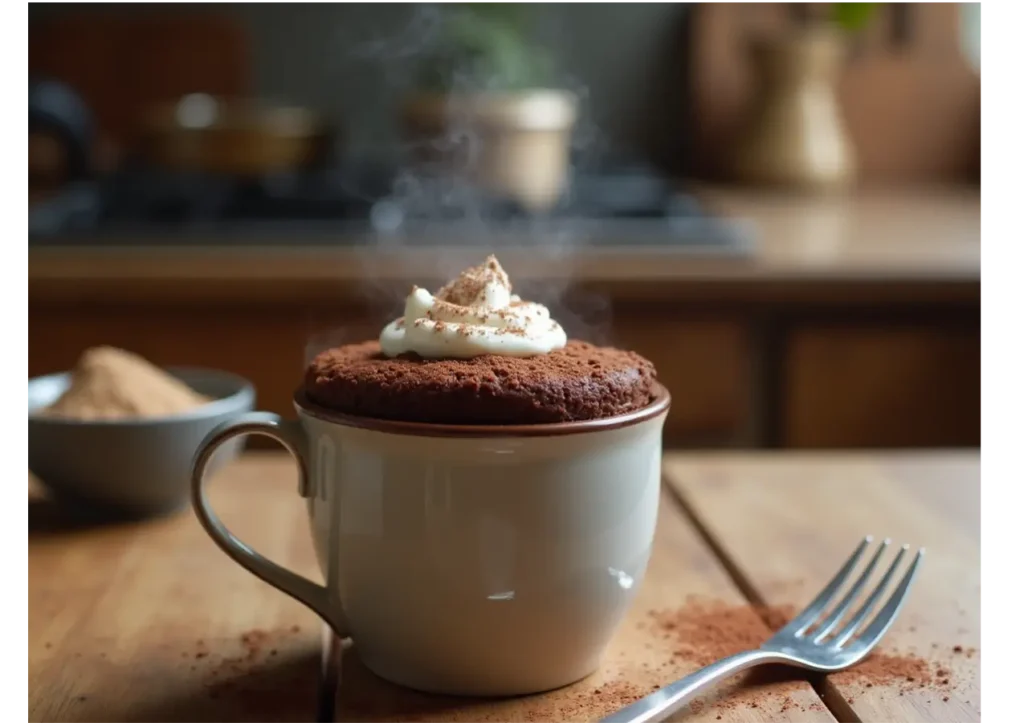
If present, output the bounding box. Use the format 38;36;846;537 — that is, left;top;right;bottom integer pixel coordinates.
28;368;255;519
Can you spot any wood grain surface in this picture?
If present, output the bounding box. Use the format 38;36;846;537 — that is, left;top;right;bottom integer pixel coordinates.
28;452;980;722
663;452;980;722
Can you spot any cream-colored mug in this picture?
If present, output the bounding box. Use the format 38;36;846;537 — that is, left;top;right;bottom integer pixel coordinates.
191;385;670;696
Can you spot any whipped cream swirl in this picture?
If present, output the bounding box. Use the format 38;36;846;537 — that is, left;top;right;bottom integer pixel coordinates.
379;256;567;359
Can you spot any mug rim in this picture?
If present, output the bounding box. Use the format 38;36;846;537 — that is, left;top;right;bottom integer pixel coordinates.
293;383;670;438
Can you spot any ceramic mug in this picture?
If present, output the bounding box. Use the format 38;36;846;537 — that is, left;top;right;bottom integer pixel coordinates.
191;385;670;696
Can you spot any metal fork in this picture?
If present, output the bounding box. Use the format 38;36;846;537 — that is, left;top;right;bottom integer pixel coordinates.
599;536;923;723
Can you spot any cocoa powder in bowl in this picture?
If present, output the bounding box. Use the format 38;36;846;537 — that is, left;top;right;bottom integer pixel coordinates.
40;346;211;420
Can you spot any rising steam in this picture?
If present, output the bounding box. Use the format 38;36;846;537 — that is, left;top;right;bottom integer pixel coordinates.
307;4;614;363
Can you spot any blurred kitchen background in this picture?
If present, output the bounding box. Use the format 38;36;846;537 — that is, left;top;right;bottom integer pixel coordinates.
28;2;981;450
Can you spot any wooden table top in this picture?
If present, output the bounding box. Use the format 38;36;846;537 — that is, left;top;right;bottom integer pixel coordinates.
29;451;980;722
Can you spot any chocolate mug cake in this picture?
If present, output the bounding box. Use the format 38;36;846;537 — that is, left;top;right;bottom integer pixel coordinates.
305;255;659;424
192;254;670;697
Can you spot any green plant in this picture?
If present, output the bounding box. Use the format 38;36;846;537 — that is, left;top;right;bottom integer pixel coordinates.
830;3;881;33
416;4;555;93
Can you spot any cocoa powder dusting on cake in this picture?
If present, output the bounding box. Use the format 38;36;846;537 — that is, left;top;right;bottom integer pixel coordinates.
305;339;658;425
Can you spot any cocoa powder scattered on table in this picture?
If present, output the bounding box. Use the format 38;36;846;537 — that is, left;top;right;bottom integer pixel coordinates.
648;597;967;714
647;599;815;715
829;650;945;692
527;681;651;721
185;624;314;720
649;598;797;666
193;600;970;721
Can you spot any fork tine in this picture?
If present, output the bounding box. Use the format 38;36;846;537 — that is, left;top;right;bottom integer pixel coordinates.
831;544;908;647
811;539;891;642
780;536;872;637
842;548;924;650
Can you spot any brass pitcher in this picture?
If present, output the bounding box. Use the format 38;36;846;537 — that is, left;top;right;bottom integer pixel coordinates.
733;29;855;190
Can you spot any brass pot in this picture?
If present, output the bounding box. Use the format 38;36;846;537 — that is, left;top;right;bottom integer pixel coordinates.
401;90;578;212
141;94;330;178
733;29;855;191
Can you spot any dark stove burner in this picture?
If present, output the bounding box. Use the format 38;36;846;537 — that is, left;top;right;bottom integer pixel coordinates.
117;173;234;225
222;175;359;221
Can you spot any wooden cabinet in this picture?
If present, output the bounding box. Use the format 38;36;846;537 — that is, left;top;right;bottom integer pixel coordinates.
782;323;980;448
614;318;749;444
30;298;981;450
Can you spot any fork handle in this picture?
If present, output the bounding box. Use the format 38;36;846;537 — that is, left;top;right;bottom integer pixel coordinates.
597;650;781;723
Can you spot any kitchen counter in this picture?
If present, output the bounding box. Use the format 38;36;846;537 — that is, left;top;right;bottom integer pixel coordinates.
29;186;979;306
29;451;980;722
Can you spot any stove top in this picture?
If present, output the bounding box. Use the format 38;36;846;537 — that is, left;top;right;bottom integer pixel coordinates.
29;160;755;255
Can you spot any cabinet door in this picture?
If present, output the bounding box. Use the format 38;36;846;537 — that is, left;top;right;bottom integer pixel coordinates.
613;318;749;446
784;325;980;448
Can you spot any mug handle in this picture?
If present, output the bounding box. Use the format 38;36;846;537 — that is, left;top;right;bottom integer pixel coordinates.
190;411;350;637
